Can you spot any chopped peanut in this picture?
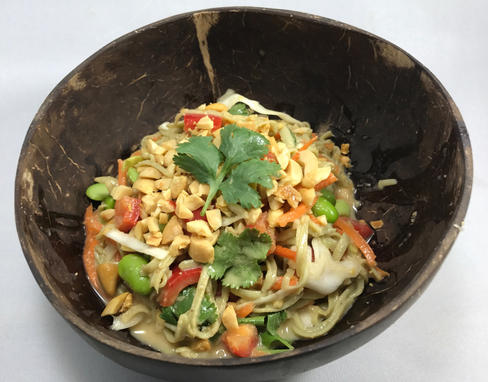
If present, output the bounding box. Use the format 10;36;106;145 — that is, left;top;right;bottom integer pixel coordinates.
245;208;262;225
268;195;284;211
133;178;155;194
275;185;302;208
186;220;213;238
370;219;384;229
340;143;350;155
273;142;290;170
163;149;176;167
267;209;284;228
132;220;148;241
100;208;115;221
222;305;239;330
144;231;162;247
157;199;175;213
155;178;172;191
111;185;133;200
96;263;118;296
298;150;318;188
189;180;210;196
188;235;214;263
138;166;162;179
168;234;191;257
195;115;214;131
205;102;228;112
158;213;169;225
281;159;303;186
206;209;222;231
175;192;193;220
170;175;188;199
298;187;316;207
161;216;183;245
146;216;160;233
186;194;205;211
141;194;157;214
101;292;132;317
145;139;166;155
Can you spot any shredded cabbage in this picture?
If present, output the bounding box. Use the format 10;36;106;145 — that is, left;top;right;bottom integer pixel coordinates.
104;229;169;260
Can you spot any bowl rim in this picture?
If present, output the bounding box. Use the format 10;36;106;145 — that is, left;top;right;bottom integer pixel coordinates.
16;6;473;367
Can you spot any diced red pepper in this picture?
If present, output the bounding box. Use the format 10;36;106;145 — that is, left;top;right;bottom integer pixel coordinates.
184;113;222;132
184;207;208;222
114;196;141;233
350;219;374;241
222;324;259;358
158;267;202;307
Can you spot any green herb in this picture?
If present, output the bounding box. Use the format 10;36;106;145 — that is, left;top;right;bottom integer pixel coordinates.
237;315;266;326
160;286;217;326
207;228;271;288
260;311;294;352
174;125;281;214
266;311;287;335
228;102;249;116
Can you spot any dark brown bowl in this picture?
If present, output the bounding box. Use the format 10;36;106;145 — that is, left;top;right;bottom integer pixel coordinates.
15;7;472;381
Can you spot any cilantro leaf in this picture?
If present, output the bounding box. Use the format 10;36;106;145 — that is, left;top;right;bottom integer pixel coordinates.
219;125;270;167
227;102;249;116
173;136;221;185
260;331;294;352
160;286;217;326
220;159;281;209
266;311;287;335
173;125;280;214
207;228;271;288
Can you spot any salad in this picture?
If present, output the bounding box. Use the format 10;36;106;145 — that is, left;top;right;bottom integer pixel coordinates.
82;90;387;358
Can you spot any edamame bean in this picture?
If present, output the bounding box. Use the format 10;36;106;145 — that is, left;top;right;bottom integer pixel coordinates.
102;196;115;209
312;196;339;223
127;167;139;183
123;155;143;169
85;183;110;201
320;188;336;205
118;254;151;295
335;199;350;216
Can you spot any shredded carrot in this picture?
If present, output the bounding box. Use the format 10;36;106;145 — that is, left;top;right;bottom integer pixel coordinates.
271;275;298;290
205;102;228;112
117;159;127;186
309;214;325;226
314;172;338;190
333;216;377;266
130;150;141;157
83;205;102;292
236;302;255;318
291;134;318;161
277;203;309;227
274;245;297;262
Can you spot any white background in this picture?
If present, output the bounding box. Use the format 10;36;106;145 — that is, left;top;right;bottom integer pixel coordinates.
1;1;486;381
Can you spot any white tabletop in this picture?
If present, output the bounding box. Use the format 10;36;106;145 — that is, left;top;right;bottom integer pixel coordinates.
2;1;486;381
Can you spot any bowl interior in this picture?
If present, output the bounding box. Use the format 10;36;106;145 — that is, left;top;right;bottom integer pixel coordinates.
16;8;470;367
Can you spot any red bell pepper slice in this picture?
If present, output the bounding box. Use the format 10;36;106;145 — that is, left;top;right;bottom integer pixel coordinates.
184;113;222;132
183;207;208;222
114;196;141;233
159;267;202;307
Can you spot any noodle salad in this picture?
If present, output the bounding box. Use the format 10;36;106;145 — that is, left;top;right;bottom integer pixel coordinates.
82;90;387;358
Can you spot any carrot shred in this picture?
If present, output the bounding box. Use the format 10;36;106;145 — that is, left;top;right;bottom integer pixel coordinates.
271;275;298;290
117;159;127;186
291;134;318;161
333;216;377;266
309;214;325;226
205;102;227;112
314;172;338;190
83;205;102;292
277;203;309;227
130;150;141;157
274;245;297;262
236;302;255;318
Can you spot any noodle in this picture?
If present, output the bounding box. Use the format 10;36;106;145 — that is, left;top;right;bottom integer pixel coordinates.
82;91;387;359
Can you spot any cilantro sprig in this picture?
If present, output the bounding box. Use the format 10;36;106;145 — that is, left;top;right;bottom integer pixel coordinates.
174;124;281;214
207;228;271;288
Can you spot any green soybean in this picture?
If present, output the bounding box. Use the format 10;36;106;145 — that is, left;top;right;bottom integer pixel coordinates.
335;199;350;216
312;196;339;223
118;254;151;295
102;196;115;209
127;167;139;183
320;188;336;205
85;183;110;201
